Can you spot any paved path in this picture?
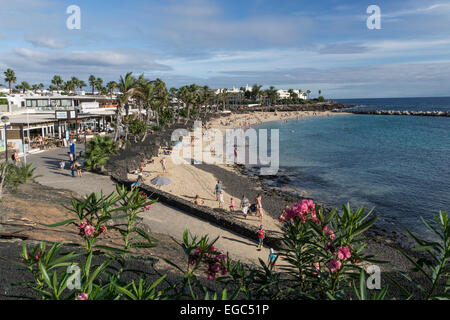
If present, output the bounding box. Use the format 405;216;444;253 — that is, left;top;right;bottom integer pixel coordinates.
25;146;271;265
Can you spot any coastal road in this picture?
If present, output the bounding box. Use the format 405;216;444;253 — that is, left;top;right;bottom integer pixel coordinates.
25;146;271;265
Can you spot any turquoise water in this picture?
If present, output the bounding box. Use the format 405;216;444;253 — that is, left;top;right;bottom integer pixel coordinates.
255;114;450;239
335;96;450;113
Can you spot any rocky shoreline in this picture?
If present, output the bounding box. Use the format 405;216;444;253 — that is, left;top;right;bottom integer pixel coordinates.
341;109;450;117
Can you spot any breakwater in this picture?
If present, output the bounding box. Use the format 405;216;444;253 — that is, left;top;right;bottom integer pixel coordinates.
342;110;450;117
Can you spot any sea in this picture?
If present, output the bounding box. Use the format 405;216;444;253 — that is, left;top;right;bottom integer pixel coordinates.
253;97;450;241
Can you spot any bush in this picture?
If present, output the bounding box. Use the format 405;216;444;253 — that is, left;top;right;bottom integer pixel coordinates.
83;135;119;171
1;190;448;300
0;93;7;105
0;162;38;194
152;125;162;131
159;108;174;126
128;119;147;137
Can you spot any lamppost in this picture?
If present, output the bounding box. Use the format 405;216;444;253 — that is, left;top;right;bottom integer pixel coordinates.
1;116;10;163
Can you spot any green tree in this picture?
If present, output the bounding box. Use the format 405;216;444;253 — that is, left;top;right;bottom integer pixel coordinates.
83;135;119;171
88;75;96;95
95;78;104;95
17;81;31;93
4;68;16;94
114;72;137;142
51;75;64;91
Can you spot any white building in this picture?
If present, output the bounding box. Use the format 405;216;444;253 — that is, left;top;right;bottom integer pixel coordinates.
277;89;307;100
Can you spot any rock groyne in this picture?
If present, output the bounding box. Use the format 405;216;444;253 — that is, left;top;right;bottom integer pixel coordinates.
342;110;450;117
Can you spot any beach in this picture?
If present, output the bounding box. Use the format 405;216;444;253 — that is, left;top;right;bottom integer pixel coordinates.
128;110;350;235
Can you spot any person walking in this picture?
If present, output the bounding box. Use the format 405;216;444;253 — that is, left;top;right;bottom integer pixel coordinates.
256;194;263;223
229;197;236;212
13;150;19;166
257;225;265;250
160;157;167;173
268;248;277;270
215;180;222;201
70;159;76;178
218;191;224;209
74;160;82;178
241;195;249;219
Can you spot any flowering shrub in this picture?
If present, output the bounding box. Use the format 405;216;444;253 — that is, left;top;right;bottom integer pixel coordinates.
1;189;448;300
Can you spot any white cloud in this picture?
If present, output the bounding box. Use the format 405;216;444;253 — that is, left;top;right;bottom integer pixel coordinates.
25;35;70;49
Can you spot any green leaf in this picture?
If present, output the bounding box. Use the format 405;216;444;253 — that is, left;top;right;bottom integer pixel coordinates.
45;219;78;228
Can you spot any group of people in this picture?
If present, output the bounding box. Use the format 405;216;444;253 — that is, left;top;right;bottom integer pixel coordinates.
213;181;264;223
60;143;82;178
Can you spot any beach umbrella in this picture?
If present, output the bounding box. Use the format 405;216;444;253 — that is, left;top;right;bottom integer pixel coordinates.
150;176;171;187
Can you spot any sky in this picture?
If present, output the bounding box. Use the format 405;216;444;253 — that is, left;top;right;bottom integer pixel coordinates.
0;0;449;98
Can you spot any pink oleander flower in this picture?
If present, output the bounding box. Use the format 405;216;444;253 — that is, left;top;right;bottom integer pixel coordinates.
338;246;351;260
324;225;335;241
207;273;216;281
84;225;95;237
284;200;316;221
76;293;88;300
189;256;197;265
145;205;151;211
99;225;107;234
78;222;88;230
313;262;320;272
328;259;342;273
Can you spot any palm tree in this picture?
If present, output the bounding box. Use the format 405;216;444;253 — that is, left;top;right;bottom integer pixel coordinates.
153;79;170;125
4;69;16;94
88;75;96;95
78;80;86;92
266;86;279;106
71;77;80;92
51;75;64;91
251;84;263;104
137;81;155;125
113;72;137;142
95;78;104;95
63;80;76;94
18;81;31;93
83;135;119;171
48;85;58;93
106;81;116;98
38;83;44;92
31;84;39;93
318;89;322;97
306;90;311;99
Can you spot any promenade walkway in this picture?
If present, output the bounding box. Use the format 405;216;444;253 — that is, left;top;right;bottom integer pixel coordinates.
25;146;271;265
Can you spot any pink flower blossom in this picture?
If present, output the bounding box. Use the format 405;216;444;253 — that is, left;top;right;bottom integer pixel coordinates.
145;205;151;211
324;225;335;241
328;259;342;273
76;293;88;300
78;222;88;230
337;246;351;260
99;225;107;234
84;225;95;237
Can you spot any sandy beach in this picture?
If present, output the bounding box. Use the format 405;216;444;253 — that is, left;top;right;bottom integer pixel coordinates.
128;110;346;234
